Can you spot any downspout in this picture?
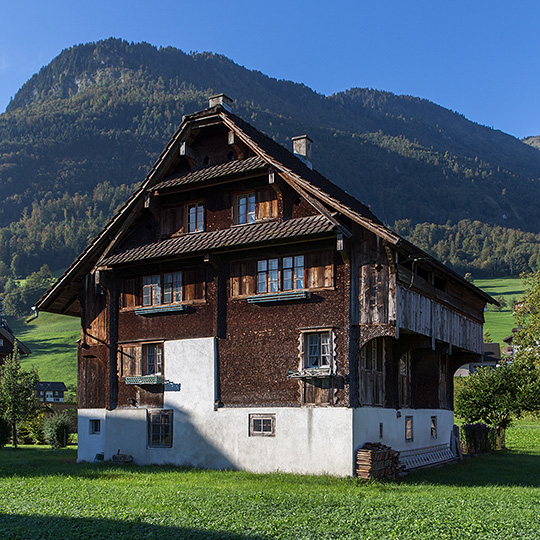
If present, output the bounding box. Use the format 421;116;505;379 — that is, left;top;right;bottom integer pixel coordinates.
26;306;39;323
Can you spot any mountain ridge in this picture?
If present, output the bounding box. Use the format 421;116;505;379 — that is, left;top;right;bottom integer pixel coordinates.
2;38;540;286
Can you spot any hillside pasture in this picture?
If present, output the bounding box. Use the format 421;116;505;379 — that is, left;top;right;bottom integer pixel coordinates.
475;277;524;345
7;312;78;389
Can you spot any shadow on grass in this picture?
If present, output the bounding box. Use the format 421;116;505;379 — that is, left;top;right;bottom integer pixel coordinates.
406;450;540;487
0;513;267;540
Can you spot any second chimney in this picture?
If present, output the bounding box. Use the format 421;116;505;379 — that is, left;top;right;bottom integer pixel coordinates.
292;135;313;169
208;93;233;111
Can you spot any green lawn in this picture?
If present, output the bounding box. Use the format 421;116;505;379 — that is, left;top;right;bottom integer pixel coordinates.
1;422;540;539
475;277;524;344
7;312;79;389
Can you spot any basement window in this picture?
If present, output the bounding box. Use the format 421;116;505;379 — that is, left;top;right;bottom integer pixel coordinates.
89;419;101;434
405;416;413;442
249;414;275;437
431;416;438;439
148;410;173;448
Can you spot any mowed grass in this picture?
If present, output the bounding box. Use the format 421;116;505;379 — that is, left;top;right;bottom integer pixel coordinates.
7;312;78;388
475;277;524;344
1;422;540;539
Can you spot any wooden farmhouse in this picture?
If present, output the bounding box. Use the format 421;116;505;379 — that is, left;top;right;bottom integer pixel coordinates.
37;95;495;475
0;319;31;366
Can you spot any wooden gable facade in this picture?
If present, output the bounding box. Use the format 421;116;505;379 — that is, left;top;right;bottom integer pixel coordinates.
0;321;31;366
37;95;494;476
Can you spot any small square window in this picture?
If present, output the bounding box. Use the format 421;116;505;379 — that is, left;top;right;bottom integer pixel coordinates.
405;416;413;442
89;419;101;434
249;414;275;437
431;416;437;439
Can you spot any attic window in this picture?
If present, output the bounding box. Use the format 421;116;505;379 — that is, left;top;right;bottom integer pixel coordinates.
234;188;277;225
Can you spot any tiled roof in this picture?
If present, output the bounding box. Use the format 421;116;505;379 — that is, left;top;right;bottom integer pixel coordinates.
102;214;335;266
153;155;267;191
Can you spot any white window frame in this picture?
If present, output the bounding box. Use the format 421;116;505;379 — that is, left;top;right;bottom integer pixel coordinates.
249;414;276;437
236;192;256;225
143;343;163;375
257;255;305;294
299;329;334;371
186;202;204;233
143;272;182;306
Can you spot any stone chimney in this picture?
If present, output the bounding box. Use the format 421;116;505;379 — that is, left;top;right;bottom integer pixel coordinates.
208;93;233;112
292;135;313;169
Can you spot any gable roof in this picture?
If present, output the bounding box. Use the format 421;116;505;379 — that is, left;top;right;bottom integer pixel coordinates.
36;98;495;315
0;326;31;355
36;381;67;392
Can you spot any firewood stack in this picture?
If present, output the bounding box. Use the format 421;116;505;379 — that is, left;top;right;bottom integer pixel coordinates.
355;442;401;479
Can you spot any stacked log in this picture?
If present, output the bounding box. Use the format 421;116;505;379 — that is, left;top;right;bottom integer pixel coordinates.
355;443;400;479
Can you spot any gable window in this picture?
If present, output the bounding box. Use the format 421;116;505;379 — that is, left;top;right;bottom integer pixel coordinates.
0;339;3;346
237;193;256;224
305;331;332;368
360;338;385;406
234;188;277;225
148;410;173;448
187;202;204;233
143;343;163;375
249;413;276;437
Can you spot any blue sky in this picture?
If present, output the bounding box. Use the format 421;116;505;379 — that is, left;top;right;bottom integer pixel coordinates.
2;0;539;138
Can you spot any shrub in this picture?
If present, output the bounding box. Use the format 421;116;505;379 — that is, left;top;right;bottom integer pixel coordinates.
460;423;496;454
43;412;73;448
19;413;46;444
0;418;10;448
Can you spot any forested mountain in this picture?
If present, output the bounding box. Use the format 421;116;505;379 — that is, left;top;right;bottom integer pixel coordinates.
2;38;540;313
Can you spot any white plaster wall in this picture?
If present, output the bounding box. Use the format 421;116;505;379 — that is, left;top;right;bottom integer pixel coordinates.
352;407;455;452
77;337;355;475
77;409;107;462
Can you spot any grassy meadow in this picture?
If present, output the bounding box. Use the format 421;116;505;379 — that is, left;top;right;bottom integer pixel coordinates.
7;312;79;389
475;277;524;344
0;421;540;539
